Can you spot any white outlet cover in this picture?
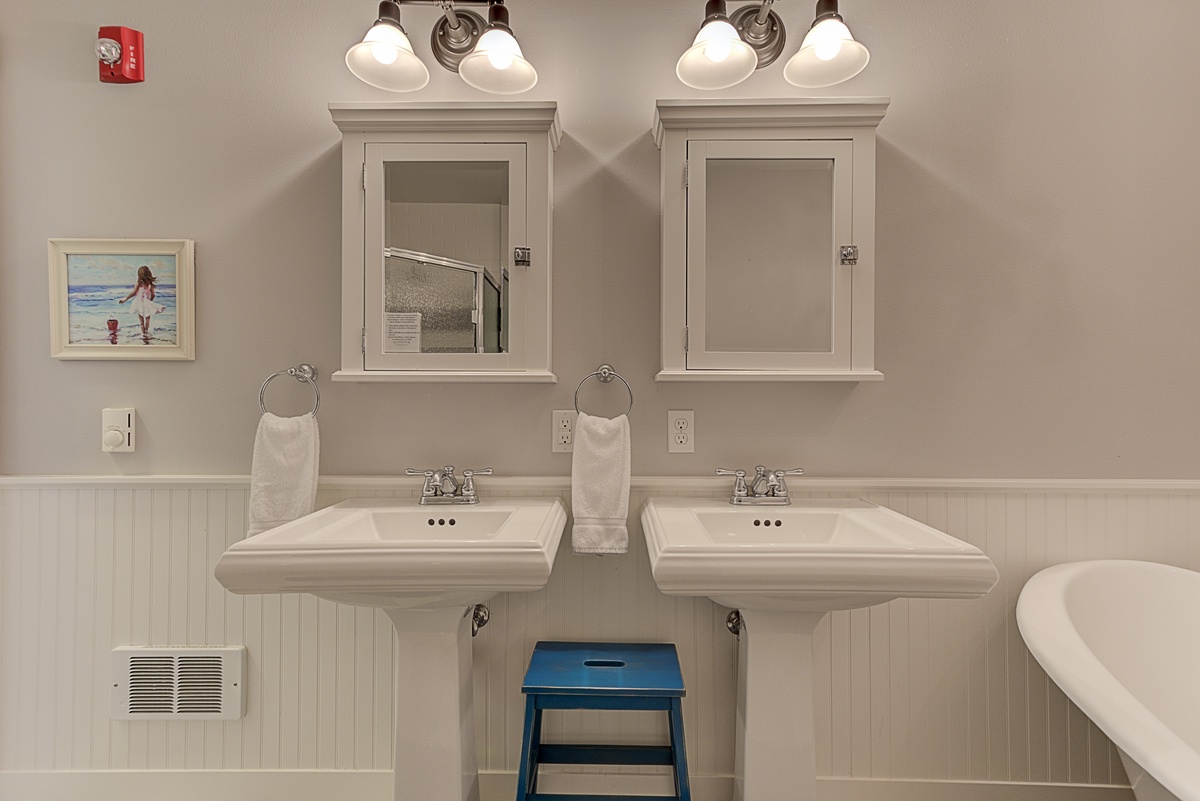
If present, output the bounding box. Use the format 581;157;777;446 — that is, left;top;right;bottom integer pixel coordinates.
668;410;694;453
552;410;577;453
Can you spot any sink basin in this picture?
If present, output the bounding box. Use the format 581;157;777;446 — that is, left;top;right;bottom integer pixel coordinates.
642;497;998;611
641;496;997;801
215;497;566;609
214;496;566;801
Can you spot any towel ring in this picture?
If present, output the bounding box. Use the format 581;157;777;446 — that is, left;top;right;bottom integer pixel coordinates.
259;364;320;417
574;363;633;417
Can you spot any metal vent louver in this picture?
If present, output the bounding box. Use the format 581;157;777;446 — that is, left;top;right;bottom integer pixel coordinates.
111;646;246;720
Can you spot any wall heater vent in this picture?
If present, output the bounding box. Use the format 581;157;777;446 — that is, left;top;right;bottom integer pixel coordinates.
111;646;246;720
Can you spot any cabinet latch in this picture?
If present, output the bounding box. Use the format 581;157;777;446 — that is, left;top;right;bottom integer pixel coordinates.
840;245;859;266
514;247;531;267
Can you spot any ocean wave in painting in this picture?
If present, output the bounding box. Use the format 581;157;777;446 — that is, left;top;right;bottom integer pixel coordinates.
67;284;178;345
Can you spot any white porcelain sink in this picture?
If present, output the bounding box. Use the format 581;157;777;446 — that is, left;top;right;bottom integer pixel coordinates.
215;497;566;801
215;498;566;609
641;496;997;801
642;497;998;611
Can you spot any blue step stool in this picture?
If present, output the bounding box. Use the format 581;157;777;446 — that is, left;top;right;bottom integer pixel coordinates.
516;641;692;801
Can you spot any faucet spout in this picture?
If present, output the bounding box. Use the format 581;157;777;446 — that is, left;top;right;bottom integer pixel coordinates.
439;465;459;497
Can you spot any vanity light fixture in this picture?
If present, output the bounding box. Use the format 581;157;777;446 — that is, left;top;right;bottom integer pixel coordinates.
675;0;870;90
458;1;537;94
345;0;537;94
676;0;759;90
345;1;429;92
783;0;870;88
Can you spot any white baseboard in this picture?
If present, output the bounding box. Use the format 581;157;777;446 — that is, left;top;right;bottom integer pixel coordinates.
0;770;1135;801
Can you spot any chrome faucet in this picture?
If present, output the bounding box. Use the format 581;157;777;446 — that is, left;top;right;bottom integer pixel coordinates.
406;465;493;505
716;465;804;505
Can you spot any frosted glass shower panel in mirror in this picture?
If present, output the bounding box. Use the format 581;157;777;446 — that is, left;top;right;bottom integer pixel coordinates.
685;138;854;372
383;250;503;353
383;160;508;353
705;157;834;353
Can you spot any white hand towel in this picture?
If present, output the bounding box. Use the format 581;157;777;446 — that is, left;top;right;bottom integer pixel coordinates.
571;412;631;554
247;412;320;536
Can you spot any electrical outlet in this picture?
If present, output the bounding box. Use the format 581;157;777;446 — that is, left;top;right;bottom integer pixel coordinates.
668;410;694;453
552;410;577;453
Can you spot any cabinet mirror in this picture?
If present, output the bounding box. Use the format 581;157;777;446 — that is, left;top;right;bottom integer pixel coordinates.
384;161;509;356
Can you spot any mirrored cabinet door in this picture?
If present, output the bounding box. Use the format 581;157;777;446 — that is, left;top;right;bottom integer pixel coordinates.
331;102;558;383
655;98;888;382
685;138;853;371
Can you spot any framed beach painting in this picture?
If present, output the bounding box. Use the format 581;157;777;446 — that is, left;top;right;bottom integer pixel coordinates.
48;238;195;360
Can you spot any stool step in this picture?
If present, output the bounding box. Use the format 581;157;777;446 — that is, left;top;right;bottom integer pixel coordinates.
526;795;679;801
522;642;685;697
537;743;675;766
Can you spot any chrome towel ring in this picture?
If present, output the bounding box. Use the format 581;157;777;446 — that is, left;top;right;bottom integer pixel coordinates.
574;363;633;417
259;363;320;417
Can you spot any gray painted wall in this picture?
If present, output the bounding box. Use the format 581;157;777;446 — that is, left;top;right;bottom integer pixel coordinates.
2;0;1197;478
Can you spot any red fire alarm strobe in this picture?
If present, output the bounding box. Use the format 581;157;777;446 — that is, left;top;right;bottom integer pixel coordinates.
96;26;144;84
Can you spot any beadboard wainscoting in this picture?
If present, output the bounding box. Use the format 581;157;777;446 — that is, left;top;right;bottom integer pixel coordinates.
6;476;1195;800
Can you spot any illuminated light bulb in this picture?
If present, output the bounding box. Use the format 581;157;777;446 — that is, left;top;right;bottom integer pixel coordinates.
698;19;740;62
363;22;407;60
676;17;756;89
705;36;733;62
459;26;537;93
783;13;869;88
371;43;400;64
809;18;850;60
477;28;519;69
345;19;429;92
816;39;842;60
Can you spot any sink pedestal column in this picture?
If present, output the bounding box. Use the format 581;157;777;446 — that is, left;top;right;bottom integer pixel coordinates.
383;606;481;801
735;608;825;801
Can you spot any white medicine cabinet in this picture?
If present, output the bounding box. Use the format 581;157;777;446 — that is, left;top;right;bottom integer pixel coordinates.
654;98;888;381
330;102;559;382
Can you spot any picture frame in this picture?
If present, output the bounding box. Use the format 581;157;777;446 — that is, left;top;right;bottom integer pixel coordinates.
48;238;195;360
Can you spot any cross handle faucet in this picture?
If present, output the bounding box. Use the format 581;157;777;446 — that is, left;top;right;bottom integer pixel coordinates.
406;465;493;504
716;465;804;505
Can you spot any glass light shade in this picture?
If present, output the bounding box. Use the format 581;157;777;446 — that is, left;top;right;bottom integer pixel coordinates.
783;17;869;88
345;22;430;92
459;28;538;94
676;18;757;90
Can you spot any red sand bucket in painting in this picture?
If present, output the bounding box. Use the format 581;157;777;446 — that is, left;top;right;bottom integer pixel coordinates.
107;318;119;343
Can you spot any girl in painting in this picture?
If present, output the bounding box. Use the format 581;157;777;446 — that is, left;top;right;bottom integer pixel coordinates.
118;265;165;340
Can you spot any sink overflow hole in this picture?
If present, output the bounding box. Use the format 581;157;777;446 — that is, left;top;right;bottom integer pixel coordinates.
752;519;784;527
426;518;458;526
583;659;626;668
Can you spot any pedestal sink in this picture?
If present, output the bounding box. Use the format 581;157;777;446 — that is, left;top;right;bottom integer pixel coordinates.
641;497;998;801
215;497;567;801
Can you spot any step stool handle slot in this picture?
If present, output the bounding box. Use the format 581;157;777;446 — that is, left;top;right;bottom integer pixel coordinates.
583;659;626;668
